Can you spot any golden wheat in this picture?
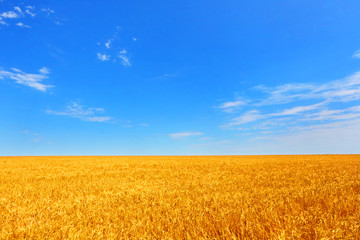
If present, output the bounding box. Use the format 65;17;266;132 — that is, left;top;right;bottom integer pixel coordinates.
0;155;359;239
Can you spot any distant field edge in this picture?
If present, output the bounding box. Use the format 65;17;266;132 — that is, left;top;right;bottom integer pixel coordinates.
1;154;360;158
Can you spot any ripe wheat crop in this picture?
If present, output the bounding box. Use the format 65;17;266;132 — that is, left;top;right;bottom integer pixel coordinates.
0;155;359;239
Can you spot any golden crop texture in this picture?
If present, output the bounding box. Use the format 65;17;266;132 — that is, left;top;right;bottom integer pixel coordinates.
0;155;359;239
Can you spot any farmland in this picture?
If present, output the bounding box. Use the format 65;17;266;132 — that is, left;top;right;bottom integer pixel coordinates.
0;155;359;239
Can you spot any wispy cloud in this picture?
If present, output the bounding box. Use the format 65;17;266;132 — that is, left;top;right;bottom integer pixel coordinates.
352;49;360;59
0;67;53;91
152;73;179;81
219;70;360;137
225;110;263;127
301;105;360;122
46;102;112;122
169;131;203;139
254;71;360;105
271;102;324;116
218;99;246;113
21;130;43;143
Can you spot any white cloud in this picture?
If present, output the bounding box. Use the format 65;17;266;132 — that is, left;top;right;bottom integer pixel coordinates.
219;70;360;139
272;102;324;116
105;39;112;49
252;118;360;154
0;5;58;28
132;37;137;41
0;67;53;91
204;118;360;155
84;116;112;122
163;73;176;78
302;105;360;122
41;8;55;15
39;67;50;74
152;73;179;80
169;132;203;139
96;27;133;67
352;49;360;59
16;22;30;28
218;99;246;112
255;71;360;105
14;7;23;14
225;110;263;127
46;102;112;122
97;53;110;61
118;50;131;67
25;9;36;17
1;11;20;19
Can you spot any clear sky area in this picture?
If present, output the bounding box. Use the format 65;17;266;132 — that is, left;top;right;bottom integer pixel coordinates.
1;0;360;155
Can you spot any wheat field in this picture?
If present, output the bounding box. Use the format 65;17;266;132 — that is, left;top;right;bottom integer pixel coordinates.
0;155;359;239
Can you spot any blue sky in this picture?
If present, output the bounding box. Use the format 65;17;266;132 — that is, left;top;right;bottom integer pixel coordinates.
1;0;360;155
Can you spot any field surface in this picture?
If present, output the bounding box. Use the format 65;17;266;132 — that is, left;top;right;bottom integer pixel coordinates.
0;155;360;239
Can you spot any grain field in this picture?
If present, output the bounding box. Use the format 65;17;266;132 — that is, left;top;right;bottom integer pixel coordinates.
0;155;359;239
